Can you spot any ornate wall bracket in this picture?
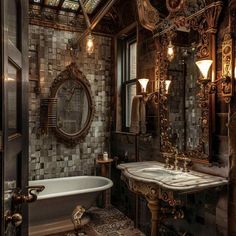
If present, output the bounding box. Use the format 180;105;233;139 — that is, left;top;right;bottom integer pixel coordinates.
136;0;160;31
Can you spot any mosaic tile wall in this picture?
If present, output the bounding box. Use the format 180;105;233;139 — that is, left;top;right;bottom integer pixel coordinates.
29;24;112;180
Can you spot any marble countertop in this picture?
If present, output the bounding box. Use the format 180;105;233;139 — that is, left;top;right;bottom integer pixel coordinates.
117;161;228;192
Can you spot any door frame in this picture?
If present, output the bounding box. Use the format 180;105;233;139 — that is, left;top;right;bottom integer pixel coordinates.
0;0;29;235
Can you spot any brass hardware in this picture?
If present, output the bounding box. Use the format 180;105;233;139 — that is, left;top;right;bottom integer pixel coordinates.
182;156;192;172
5;211;23;227
12;185;45;204
163;151;192;172
164;156;171;169
209;33;234;103
173;155;180;171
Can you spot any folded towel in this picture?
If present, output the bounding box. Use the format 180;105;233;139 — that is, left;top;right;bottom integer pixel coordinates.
130;95;146;134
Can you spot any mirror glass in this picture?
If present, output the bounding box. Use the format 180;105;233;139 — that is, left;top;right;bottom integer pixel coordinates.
50;62;94;146
56;80;89;135
166;31;202;152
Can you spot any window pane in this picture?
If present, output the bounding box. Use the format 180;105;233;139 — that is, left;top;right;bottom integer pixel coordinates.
126;83;136;127
8;0;18;47
7;63;18;133
129;42;137;80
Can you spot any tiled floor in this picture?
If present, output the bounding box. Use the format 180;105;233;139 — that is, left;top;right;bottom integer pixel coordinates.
46;206;145;236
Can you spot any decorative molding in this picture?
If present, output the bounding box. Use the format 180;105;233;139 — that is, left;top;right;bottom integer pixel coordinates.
203;1;223;34
159;189;181;206
156;2;225;162
154;1;223;37
136;0;159;31
122;174;159;201
221;33;234;103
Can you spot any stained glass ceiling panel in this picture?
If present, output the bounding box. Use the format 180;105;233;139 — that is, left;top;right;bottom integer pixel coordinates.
84;0;103;14
62;0;80;11
45;0;61;7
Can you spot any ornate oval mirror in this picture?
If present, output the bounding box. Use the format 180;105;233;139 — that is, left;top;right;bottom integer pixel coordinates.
156;1;223;163
50;63;95;146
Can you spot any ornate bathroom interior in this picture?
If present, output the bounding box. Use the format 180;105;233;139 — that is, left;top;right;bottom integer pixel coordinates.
1;0;236;236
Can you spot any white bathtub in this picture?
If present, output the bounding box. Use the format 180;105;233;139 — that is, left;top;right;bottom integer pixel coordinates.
29;176;113;235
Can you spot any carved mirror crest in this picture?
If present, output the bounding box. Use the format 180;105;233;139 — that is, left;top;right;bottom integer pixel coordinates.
50;62;95;146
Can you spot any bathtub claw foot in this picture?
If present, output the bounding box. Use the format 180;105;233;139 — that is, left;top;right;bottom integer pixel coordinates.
72;205;90;234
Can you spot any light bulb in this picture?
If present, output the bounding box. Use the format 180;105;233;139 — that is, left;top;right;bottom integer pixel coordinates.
86;33;94;55
167;41;175;62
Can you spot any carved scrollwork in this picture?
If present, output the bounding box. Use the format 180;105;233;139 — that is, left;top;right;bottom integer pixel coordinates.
159;189;181;206
156;2;223;163
122;174;159;201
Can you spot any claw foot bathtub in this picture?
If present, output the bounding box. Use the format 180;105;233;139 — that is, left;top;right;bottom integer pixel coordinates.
29;176;113;236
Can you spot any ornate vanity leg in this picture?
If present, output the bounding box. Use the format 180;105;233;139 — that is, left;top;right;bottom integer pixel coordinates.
147;199;159;236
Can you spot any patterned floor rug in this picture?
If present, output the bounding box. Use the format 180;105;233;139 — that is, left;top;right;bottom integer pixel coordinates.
46;206;145;236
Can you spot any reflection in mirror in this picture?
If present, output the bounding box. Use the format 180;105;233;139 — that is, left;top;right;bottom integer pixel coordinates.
167;31;201;152
50;62;95;146
56;80;89;135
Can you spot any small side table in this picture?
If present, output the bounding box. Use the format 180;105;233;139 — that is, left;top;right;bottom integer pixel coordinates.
96;158;113;177
96;158;113;207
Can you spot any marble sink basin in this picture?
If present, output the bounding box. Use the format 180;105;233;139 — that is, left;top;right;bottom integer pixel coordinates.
117;161;228;192
136;167;180;177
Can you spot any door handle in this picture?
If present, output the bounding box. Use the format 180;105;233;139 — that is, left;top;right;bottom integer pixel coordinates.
5;211;23;227
12;185;45;204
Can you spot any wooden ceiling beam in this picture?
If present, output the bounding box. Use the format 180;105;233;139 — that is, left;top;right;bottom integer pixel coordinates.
57;0;65;10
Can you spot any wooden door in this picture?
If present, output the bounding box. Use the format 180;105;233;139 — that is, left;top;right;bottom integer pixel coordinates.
0;0;29;235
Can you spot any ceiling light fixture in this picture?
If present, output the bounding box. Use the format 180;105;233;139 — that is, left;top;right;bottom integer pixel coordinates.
78;0;95;54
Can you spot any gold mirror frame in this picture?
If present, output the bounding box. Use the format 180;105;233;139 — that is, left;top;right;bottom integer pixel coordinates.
156;1;223;163
50;62;95;146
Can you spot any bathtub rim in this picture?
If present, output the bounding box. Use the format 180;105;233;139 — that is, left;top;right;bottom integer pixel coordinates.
29;175;113;200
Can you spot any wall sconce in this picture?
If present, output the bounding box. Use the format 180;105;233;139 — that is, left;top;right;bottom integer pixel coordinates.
138;78;158;103
195;59;213;83
138;78;149;94
86;32;94;55
167;41;175;62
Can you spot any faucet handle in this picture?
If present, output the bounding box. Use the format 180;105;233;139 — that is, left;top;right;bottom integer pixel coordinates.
182;156;192;172
164;156;171;169
173;155;180;171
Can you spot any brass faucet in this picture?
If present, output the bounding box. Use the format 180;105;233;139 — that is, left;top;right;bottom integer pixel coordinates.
163;147;192;172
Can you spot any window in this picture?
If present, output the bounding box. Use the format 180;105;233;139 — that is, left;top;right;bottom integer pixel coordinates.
122;37;137;130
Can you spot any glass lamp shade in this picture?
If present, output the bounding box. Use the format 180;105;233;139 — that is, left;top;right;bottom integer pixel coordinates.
138;78;149;93
86;33;94;55
165;80;171;94
195;59;213;80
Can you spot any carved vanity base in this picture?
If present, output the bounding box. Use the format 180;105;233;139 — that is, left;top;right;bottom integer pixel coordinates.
122;175;160;236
